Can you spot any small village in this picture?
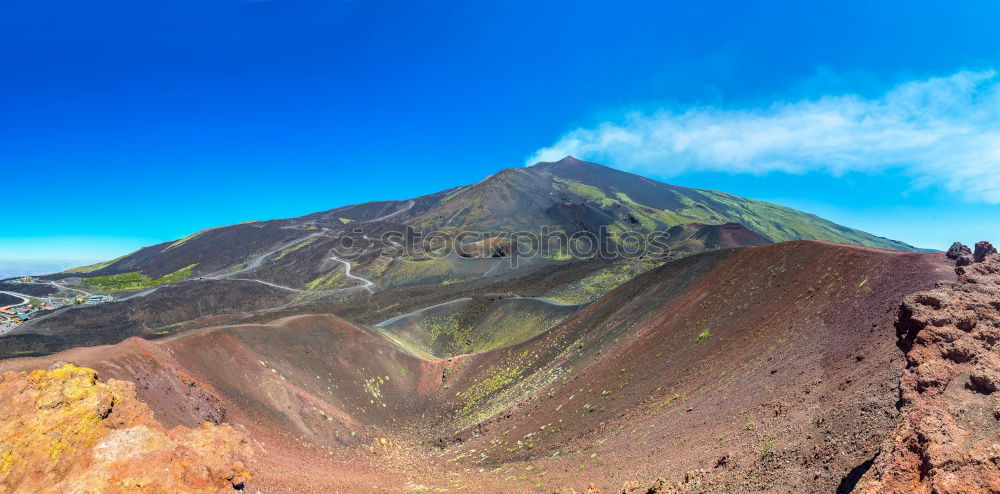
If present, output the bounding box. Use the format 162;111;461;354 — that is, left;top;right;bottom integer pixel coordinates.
0;275;112;334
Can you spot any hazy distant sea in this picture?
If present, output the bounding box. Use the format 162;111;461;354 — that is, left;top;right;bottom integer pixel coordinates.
0;260;85;280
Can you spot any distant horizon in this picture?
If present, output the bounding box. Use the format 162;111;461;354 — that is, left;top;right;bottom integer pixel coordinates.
0;260;89;280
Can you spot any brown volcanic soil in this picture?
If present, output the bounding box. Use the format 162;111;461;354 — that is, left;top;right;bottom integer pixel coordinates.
420;241;952;493
0;241;958;493
665;222;772;257
690;221;770;249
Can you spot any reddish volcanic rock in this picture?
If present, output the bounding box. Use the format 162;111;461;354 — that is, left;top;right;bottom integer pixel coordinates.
0;364;253;493
859;246;1000;493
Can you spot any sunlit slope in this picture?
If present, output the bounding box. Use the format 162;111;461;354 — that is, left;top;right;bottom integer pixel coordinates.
2;241;952;492
58;157;919;285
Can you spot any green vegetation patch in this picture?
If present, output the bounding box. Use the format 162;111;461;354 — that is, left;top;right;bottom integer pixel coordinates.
276;237;317;260
547;258;662;305
424;313;467;346
695;329;711;343
682;189;917;250
761;440;775;458
613;192;688;230
440;186;468;204
556;178;618;208
83;264;197;291
457;363;523;417
306;269;345;290
382;256;452;287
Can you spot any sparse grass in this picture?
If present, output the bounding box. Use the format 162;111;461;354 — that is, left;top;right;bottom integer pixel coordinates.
440;186;468;203
562;180;610;204
695;329;711;343
441;277;474;286
544;248;573;261
306;269;345;290
761;440;775;458
686;189;918;250
424;313;465;344
457;364;522;417
382;256;452;287
547;258;661;305
276;237;317;260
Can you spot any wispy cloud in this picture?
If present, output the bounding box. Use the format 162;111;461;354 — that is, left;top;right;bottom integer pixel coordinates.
528;70;1000;203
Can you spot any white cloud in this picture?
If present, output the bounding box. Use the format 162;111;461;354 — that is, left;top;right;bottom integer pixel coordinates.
527;70;1000;203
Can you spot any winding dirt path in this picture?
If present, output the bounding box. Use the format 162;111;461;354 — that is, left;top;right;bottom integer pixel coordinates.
329;256;376;293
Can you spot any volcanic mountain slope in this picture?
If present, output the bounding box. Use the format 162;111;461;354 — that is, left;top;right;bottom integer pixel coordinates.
6;254;622;358
0;279;299;357
0;241;955;492
50;157;919;292
8;157;923;356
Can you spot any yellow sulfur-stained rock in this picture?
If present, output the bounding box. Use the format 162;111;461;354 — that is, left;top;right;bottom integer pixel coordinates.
0;364;252;493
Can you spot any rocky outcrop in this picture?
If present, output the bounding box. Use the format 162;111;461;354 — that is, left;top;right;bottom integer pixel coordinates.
0;364;252;493
859;242;1000;493
975;241;998;263
947;241;975;267
945;241;971;260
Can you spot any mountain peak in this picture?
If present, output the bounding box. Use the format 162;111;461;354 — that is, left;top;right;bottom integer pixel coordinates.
531;155;588;168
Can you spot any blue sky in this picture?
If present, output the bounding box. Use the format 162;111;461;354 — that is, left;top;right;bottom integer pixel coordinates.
2;0;999;264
